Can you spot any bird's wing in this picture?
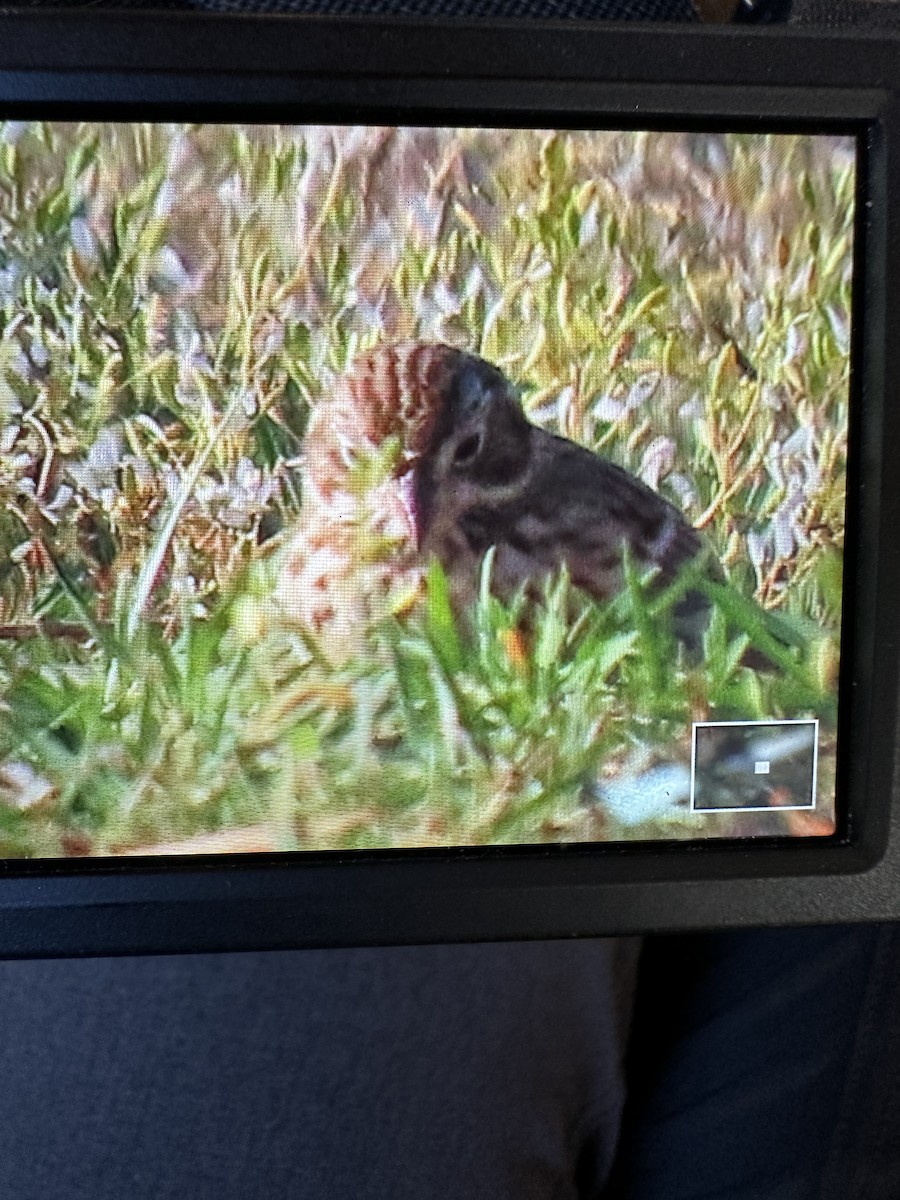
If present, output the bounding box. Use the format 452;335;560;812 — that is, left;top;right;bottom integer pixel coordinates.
486;430;703;599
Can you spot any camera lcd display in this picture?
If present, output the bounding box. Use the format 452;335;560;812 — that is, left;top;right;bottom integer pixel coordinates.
0;122;854;858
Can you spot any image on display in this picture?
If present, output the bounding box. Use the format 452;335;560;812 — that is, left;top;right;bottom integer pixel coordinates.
0;121;853;857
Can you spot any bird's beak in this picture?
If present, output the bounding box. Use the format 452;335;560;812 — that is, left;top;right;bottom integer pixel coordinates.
398;470;422;551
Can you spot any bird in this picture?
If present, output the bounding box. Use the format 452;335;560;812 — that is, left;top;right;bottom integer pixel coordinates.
275;342;709;657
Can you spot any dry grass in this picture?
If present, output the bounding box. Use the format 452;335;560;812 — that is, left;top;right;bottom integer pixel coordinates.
0;122;852;856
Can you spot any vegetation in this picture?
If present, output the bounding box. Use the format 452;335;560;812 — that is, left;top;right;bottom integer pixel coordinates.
0;122;851;856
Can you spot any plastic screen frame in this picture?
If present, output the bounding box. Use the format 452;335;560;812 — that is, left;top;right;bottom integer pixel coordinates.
0;11;897;956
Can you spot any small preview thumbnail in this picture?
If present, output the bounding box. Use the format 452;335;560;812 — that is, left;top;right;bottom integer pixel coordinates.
691;720;819;813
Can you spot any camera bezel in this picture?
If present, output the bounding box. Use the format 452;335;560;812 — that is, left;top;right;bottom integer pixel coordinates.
0;11;897;955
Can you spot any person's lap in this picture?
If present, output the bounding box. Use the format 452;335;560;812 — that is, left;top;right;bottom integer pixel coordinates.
607;923;900;1200
0;938;638;1200
0;925;897;1199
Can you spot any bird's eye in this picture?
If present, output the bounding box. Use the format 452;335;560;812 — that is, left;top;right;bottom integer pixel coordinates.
452;433;482;467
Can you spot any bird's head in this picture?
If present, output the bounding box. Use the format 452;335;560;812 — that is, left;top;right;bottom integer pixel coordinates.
305;343;531;543
405;347;532;541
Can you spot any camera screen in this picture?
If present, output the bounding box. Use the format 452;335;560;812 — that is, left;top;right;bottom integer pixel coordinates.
0;122;854;858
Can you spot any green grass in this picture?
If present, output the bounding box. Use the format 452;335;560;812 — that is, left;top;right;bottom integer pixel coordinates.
0;123;851;854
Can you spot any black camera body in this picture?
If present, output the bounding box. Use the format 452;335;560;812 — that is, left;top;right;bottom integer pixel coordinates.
0;11;897;956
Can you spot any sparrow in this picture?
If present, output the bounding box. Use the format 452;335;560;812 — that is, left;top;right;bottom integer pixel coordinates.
276;343;708;654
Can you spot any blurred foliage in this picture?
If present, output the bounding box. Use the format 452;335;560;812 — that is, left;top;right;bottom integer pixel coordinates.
0;122;852;855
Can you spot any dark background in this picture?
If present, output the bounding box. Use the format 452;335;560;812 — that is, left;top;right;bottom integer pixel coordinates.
1;0;899;31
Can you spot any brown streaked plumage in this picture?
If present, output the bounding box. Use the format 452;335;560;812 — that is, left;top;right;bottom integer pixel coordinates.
276;343;707;656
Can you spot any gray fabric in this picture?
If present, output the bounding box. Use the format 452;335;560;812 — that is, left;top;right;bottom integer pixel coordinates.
0;938;640;1200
